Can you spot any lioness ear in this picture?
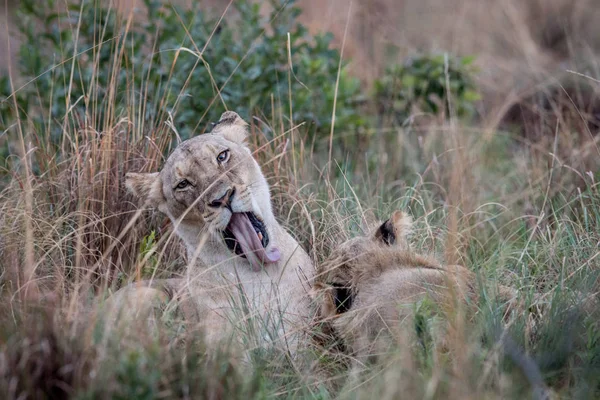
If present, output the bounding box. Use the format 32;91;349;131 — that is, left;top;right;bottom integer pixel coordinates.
211;111;249;144
310;282;337;319
374;210;412;247
125;172;164;208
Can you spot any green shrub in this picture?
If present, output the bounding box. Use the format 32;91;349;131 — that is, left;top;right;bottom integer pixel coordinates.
373;53;480;125
0;0;364;149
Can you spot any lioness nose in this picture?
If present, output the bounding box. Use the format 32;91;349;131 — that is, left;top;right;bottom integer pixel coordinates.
208;188;235;208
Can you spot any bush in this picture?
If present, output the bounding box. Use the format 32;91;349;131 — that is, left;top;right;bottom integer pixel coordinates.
373;53;480;125
0;0;364;151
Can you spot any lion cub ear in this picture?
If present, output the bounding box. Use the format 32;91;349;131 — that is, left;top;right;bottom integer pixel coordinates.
374;210;412;248
125;172;164;208
212;111;249;144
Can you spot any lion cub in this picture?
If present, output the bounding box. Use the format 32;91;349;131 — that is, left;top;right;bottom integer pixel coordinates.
313;211;515;373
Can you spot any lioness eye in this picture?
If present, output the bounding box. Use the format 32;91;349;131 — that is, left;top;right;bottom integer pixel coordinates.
217;150;229;163
176;179;190;190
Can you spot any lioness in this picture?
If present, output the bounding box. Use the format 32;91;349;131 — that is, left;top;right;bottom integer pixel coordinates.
313;211;563;398
312;210;516;372
109;111;315;354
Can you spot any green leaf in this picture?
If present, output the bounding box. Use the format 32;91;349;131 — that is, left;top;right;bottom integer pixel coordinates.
463;89;481;102
461;55;476;66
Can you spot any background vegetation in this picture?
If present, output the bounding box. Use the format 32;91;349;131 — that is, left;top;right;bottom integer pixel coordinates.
0;0;599;398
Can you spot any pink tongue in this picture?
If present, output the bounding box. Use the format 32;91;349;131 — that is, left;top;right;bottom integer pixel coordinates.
227;213;281;271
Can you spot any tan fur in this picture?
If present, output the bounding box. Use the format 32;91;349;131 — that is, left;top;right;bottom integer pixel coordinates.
107;112;315;354
313;211;516;373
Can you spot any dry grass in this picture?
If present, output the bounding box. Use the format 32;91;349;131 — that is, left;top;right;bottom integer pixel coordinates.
1;0;599;398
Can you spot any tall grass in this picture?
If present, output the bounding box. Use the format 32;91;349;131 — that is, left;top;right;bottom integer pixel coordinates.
1;1;599;399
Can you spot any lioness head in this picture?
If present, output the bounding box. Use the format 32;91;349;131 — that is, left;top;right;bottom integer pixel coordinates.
126;111;280;271
332;210;413;262
313;210;415;318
